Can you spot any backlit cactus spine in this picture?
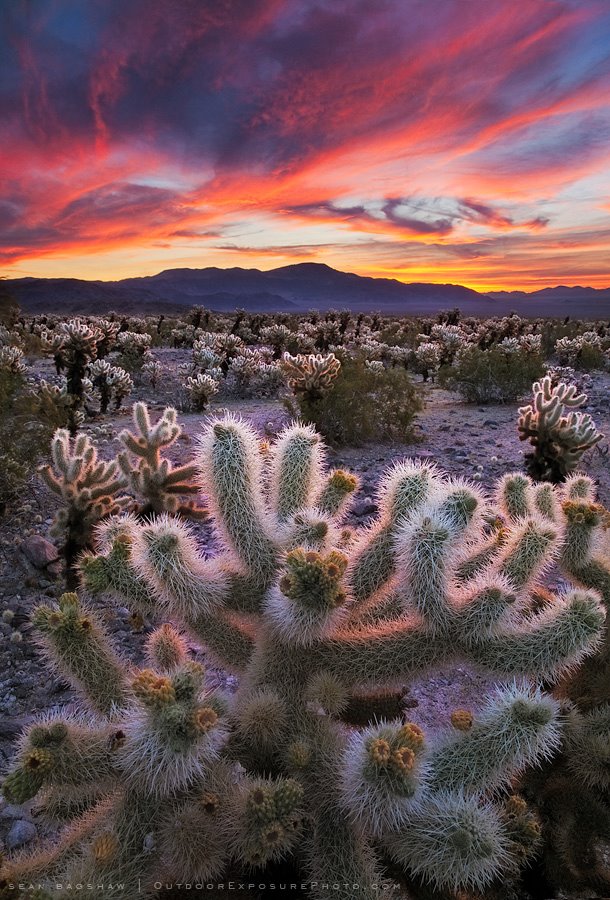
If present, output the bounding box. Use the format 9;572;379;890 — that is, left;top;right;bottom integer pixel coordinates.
40;428;130;588
518;376;603;482
117;402;207;519
59;416;609;897
281;351;341;402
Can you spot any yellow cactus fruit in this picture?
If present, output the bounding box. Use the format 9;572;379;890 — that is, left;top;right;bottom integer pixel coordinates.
391;746;416;774
398;722;425;748
369;738;391;765
24;748;53;775
451;709;474;732
92;832;119;864
193;706;218;732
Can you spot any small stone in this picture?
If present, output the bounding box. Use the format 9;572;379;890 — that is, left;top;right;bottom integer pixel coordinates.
21;535;59;569
6;819;37;849
352;497;378;517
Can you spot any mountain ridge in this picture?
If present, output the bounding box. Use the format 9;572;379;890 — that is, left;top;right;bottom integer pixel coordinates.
5;263;610;318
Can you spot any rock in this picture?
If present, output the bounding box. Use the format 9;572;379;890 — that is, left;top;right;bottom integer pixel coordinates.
21;536;59;569
5;818;37;849
352;497;378;517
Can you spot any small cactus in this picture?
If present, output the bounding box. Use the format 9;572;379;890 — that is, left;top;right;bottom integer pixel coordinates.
117;402;207;519
281;352;341;402
40;429;130;588
518;376;603;482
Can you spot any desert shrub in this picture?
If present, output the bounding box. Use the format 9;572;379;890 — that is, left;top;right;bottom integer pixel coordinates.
286;356;423;445
439;345;545;403
0;372;69;516
555;332;605;370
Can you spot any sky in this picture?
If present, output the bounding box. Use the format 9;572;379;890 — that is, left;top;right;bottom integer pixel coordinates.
1;0;610;292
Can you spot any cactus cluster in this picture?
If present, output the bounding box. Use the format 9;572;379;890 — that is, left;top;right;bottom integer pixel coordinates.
518;375;603;482
184;371;220;411
40;320;103;433
117;402;206;519
5;415;609;898
87;359;133;413
40;429;130;588
281;352;341;401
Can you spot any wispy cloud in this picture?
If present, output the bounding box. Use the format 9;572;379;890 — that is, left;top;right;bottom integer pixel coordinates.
0;0;609;288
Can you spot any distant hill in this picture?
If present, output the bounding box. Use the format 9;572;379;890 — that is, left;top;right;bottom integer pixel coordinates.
5;264;610;318
487;286;610;318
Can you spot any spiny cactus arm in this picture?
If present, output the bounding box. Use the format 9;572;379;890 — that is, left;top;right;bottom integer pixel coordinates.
467;589;605;679
347;461;440;605
265;548;350;645
314;468;359;518
197;416;278;582
79;535;157;617
560;497;610;603
454;530;504;584
383;793;511;893
564;704;610;791
297;717;386;900
56;790;159;891
32;593;129;715
230;776;305;871
3;718;122;805
187;608;255;671
119;401;177;465
39;464;64;496
1;791;120;885
496;473;534;522
427;684;561;795
533;482;562;521
340;719;427;837
492;514;561;592
155;762;238;883
564;473;596;501
268;423;325;523
320;618;444;690
117;663;228;798
129;516;231;620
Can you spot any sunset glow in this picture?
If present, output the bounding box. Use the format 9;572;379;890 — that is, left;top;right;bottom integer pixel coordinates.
1;0;610;291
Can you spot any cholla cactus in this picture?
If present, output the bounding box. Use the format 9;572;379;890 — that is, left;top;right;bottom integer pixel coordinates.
88;360;133;413
191;339;222;374
29;417;601;897
40;429;130;588
93;319;120;358
518;376;603;482
281;352;341;402
413;341;441;381
117;402;206;519
260;323;292;359
184;372;220;412
115;331;153;372
41;320;100;433
0;345;27;376
225;349;282;398
141;357;162;389
510;472;610;894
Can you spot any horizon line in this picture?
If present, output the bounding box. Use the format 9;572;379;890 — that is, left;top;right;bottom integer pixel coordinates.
3;262;609;296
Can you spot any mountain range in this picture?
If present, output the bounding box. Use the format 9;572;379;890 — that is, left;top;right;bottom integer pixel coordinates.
5;263;610;319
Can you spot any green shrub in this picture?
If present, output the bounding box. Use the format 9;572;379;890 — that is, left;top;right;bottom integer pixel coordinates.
285;357;423;445
439;346;545;404
0;373;69;517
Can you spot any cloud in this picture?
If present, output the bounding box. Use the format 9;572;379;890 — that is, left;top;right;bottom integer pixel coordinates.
0;0;609;288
